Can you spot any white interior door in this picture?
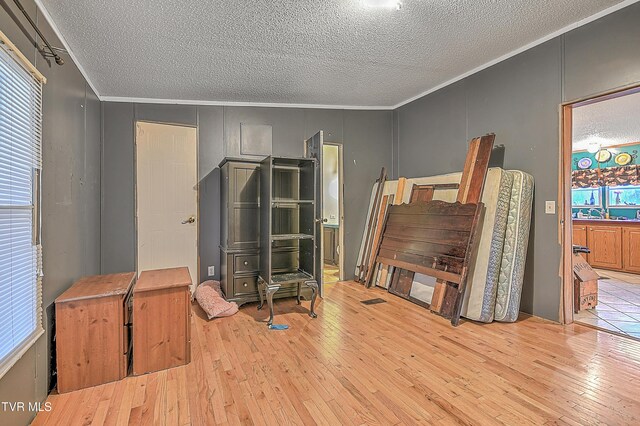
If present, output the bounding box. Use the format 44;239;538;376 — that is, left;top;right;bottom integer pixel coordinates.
136;122;198;291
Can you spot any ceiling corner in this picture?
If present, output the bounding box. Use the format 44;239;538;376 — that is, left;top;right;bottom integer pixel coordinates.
34;0;102;100
392;0;640;111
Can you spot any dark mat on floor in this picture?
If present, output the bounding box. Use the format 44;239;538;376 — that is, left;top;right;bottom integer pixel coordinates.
361;298;387;305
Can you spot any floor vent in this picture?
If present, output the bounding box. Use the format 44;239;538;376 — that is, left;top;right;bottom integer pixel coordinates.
361;298;387;305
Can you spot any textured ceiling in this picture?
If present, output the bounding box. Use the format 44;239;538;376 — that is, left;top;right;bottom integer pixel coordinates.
573;90;640;151
41;0;627;107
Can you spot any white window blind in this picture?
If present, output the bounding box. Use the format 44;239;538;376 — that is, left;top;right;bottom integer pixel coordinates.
0;38;43;378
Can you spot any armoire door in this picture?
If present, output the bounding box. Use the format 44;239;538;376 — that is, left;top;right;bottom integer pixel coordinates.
305;131;325;295
228;162;260;249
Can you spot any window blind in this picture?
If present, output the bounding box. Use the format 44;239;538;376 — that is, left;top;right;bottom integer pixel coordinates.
0;39;43;376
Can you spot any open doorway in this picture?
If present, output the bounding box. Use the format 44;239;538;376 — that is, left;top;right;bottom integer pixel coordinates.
561;87;640;338
322;143;344;285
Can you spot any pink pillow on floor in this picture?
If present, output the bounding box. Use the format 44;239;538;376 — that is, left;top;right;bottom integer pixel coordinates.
195;280;238;319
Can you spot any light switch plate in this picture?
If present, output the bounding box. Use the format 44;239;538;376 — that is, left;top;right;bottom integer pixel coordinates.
545;201;556;214
208;266;215;276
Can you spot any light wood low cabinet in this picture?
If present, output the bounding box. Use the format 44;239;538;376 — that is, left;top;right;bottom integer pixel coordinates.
56;268;193;393
55;272;135;393
572;225;588;253
573;220;640;273
132;267;192;376
588;225;622;270
623;227;640;273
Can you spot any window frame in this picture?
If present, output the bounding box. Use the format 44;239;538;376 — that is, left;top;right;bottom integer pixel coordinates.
0;35;44;380
606;184;640;209
571;187;603;208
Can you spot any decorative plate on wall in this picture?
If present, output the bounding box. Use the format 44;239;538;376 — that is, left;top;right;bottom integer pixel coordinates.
595;149;612;163
614;152;632;166
577;157;592;169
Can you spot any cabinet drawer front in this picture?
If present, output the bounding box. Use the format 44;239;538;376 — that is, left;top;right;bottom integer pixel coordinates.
234;254;259;273
233;276;258;296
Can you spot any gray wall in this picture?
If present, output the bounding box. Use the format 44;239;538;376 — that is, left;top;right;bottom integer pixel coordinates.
100;104;392;285
0;1;101;425
394;2;640;321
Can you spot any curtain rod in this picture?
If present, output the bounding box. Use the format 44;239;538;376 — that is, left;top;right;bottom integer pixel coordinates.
12;0;63;65
0;30;46;83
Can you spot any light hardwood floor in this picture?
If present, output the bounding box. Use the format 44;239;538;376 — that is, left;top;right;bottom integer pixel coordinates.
33;281;640;425
323;264;340;284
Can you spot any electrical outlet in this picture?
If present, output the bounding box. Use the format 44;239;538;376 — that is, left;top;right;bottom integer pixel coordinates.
207;266;215;276
545;201;556;214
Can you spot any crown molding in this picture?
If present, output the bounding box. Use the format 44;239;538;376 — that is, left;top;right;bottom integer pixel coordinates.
101;96;395;110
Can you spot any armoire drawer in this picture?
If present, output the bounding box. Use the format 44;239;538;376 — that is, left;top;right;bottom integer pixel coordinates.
234;254;259;273
233;275;258;296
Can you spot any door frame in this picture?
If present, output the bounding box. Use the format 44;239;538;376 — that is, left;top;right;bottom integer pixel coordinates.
134;120;200;287
303;138;346;285
559;84;640;324
324;142;346;281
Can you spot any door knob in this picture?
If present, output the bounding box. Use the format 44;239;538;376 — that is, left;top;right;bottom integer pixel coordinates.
181;216;196;224
315;218;328;224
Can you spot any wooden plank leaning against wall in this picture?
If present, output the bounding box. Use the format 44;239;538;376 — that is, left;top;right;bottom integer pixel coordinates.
428;135;495;313
377;178;407;287
356;168;387;282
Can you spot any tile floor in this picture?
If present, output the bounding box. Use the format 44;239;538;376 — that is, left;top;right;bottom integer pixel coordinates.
575;269;640;339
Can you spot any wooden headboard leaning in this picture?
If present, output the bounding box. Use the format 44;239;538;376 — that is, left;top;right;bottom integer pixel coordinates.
376;200;483;326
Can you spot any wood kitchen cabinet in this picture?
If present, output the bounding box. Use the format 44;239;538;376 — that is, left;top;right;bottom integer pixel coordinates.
623;227;640;273
587;225;622;270
573;220;640;273
323;225;338;266
572;224;589;261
